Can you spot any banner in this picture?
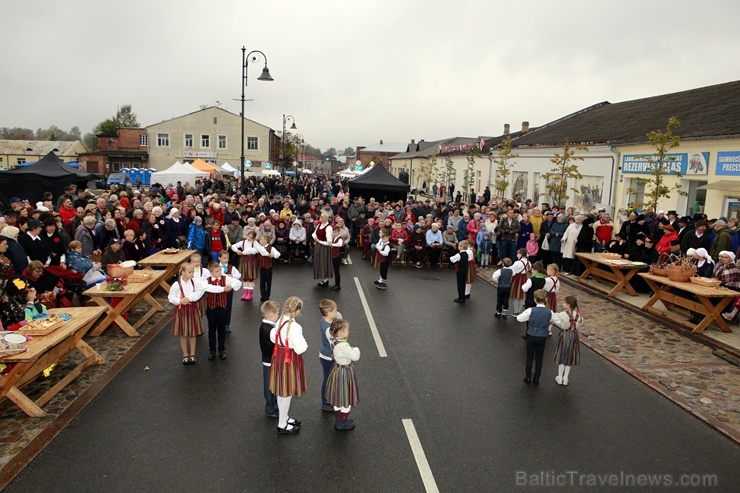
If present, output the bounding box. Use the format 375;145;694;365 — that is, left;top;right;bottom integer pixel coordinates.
715;151;740;176
621;152;709;175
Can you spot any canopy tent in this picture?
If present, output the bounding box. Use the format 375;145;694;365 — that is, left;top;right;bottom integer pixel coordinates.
220;162;239;177
262;169;280;176
348;164;410;202
300;169;313;174
0;151;102;206
182;162;206;176
190;158;221;175
150;161;208;187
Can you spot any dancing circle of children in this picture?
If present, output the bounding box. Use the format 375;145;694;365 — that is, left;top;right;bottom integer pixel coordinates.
516;289;566;386
168;262;233;365
325;318;361;431
449;239;475;303
255;234;280;302
554;295;582;386
258;300;281;418
231;229;259;301
509;248;532;316
216;250;241;332
373;229;391;290
269;296;308;434
203;260;242;360
319;299;341;412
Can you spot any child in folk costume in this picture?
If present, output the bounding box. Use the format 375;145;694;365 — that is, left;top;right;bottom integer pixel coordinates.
312;212;334;287
330;225;343;291
509;248;532;316
450;239;473;303
325;319;360;431
217;250;241;332
319;299;340;412
492;257;513;319
189;253;208;317
269;296;307;434
232;229;259;301
554;295;582;386
168;263;227;365
256;234;280;302
204;261;242;360
516;289;565;386
259;300;281;418
373;229;391;290
543;263;561;311
521;262;547;338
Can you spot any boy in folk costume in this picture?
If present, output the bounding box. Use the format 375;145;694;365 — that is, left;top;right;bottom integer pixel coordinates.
231;229;259;301
492;257;514;318
543;263;561;311
373;229;391;290
516;289;565;386
255;234;281;302
259;301;281;418
450;240;475;303
509;248;532;316
204;261;242;361
168;263;228;365
217;250;241;332
521;261;547;338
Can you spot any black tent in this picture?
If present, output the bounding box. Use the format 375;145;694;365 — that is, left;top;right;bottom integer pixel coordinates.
0;152;102;206
348;165;410;203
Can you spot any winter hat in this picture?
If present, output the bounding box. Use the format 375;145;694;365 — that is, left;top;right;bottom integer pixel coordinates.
2;226;19;240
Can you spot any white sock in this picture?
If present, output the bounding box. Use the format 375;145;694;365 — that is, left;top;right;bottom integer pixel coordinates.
563;366;571;380
465;284;471;295
277;396;292;429
377;277;383;283
558;364;565;378
324;278;328;283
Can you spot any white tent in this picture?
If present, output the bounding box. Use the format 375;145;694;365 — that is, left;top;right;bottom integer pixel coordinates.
221;162;239;177
151;161;208;186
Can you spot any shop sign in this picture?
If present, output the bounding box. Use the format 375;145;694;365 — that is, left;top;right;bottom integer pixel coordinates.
715;151;740;176
183;151;216;158
621;152;709;175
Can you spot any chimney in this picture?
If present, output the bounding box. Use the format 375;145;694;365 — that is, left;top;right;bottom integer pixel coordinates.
380;139;384;145
522;121;530;133
411;139;416;144
503;123;510;135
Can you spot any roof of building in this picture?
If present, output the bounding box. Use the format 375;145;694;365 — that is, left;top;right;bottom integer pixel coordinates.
0;140;85;156
358;141;409;154
511;80;740;147
145;106;272;130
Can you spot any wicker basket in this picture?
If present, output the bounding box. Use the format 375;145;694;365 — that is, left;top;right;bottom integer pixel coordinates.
601;252;622;259
127;271;153;283
649;266;668;277
665;265;696;282
689;276;722;287
107;264;134;278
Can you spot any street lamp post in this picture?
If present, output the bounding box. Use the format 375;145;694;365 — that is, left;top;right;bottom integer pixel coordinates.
280;114;297;172
240;47;273;185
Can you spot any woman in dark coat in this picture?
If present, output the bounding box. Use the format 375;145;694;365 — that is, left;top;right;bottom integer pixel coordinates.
572;215;596;276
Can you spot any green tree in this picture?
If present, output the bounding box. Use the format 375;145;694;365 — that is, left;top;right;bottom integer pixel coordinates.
324;147;338;158
95;119;119;137
542;139;587;207
492;136;518;197
341;146;355;156
641;117;684;213
115;104;140;127
444;156;454;192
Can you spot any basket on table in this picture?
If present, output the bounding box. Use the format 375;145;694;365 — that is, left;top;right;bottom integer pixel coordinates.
107;261;136;278
665;264;696;282
127;271;154;283
649;266;668;277
689;276;722;287
601;252;622;259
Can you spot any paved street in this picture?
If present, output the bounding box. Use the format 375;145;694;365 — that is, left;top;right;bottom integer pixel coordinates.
5;257;740;492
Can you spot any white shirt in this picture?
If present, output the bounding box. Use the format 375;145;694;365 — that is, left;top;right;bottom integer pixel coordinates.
203;273;242;291
168;277;223;305
332;340;361;366
255;243;281;259
232;238;258;255
270;318;308;355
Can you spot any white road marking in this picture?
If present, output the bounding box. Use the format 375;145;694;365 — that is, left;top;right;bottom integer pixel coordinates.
347;253;353;265
353;277;387;357
402;419;440;493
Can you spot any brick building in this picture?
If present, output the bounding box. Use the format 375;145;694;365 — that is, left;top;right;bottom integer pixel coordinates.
78;128;149;174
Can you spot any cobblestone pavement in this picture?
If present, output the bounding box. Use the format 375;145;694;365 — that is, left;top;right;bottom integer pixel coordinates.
0;292;172;470
477;266;740;443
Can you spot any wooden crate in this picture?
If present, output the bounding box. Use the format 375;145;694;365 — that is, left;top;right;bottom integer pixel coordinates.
21;316;66;336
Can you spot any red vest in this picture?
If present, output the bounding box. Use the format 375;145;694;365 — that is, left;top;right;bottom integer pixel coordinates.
259;246;273;269
206;277;228;309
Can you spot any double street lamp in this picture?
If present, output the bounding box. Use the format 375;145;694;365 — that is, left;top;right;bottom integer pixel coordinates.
240;47;273;184
281;114;297;171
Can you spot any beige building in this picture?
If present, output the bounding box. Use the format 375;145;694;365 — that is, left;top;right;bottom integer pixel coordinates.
0;140;86;169
146;106;278;172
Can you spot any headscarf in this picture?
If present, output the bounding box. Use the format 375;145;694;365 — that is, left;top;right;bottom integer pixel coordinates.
719;250;736;263
695;248;713;267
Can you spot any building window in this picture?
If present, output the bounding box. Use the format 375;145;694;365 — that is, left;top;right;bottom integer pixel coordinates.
184;133;193;148
213;117;217;125
201;134;210;148
218;135;227;149
132;162;140;169
16;158;26;165
156;133;169;147
627;177;646;208
140;134;148;147
247;136;259;150
112;162;121;172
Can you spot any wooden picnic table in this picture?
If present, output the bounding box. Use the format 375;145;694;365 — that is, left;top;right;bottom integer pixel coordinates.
0;307;106;417
575;252;648;297
82;269;168;337
137;249;195;292
638;272;739;334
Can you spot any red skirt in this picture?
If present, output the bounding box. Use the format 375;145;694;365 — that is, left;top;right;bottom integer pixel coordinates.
239;255;259;282
466;259;477;284
546;292;557;311
510;272;528;299
172;303;202;337
269;346;307;397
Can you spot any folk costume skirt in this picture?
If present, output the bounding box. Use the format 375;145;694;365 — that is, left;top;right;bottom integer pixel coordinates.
554;328;580;366
466;259;477;284
510;272;528;299
546;292;557;311
313;243;333;279
172;303;203;337
240;255;259;282
269;345;307;397
325;363;359;408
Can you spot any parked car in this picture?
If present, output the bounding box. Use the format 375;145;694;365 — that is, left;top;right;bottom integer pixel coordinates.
107;172;131;187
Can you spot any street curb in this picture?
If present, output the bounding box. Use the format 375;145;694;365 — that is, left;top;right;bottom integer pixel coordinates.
0;307;173;490
478;270;740;446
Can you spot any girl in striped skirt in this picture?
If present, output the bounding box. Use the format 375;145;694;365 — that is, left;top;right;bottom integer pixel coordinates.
554;295;582;386
325;319;360;431
189;253;208;317
543;263;561;311
232;230;259;301
509;248;532;315
269;297;307;434
168;263;211;365
312;213;334;287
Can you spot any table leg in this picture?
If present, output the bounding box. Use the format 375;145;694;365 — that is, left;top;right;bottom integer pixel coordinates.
641;278;664;310
693;296;733;334
88;296;139;337
5;386;46;417
577;257;594;282
132;294;166;331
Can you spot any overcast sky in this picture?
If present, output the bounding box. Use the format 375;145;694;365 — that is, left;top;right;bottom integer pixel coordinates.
2;0;739;151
